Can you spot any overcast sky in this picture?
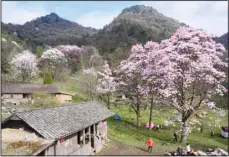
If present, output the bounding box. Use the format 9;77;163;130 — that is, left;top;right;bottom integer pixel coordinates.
2;1;228;36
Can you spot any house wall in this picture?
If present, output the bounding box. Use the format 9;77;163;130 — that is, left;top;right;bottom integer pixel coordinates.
2;94;30;105
2;94;23;99
45;144;55;155
55;94;72;102
44;121;109;155
94;120;108;152
46;127;92;155
2;93;72;105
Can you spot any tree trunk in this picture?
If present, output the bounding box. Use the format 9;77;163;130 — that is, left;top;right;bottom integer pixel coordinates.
136;111;140;127
107;94;110;109
136;99;140;127
148;96;153;130
180;116;188;143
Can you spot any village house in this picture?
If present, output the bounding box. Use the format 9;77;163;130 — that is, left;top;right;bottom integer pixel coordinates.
2;102;114;155
1;84;72;105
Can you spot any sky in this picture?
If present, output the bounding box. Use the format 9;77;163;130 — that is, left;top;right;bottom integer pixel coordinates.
2;1;228;36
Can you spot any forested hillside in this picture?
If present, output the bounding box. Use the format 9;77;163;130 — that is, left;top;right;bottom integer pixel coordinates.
86;5;183;61
4;13;98;47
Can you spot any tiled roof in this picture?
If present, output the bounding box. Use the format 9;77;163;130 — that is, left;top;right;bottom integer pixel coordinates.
4;102;114;140
2;84;60;94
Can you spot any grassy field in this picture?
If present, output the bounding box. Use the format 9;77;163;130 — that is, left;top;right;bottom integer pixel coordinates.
107;104;228;153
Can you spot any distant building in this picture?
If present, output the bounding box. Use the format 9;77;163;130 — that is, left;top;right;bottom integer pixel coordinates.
1;84;72;105
2;102;114;155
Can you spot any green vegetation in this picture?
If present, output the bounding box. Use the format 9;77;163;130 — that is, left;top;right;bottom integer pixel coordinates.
108;104;228;151
21;92;61;109
43;72;53;84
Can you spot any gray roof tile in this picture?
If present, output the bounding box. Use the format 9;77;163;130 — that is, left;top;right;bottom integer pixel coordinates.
13;102;114;140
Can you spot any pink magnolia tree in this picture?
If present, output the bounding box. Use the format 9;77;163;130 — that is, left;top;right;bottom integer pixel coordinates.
56;45;82;73
154;26;227;142
97;60;117;109
141;41;170;129
116;44;149;127
10;50;38;82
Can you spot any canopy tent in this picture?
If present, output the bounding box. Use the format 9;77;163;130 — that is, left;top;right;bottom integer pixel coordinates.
221;126;228;138
113;114;121;120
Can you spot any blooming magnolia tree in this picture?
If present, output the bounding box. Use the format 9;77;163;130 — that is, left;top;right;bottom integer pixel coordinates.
153;27;227;142
116;44;149;127
97;61;117;109
56;45;82;73
40;48;68;80
10;50;38;82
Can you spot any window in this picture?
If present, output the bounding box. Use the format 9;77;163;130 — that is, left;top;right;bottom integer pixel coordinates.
90;125;94;134
11;95;13;98
77;131;83;146
23;94;28;98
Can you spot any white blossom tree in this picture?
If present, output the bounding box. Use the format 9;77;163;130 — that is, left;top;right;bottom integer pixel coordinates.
40;48;68;80
10;50;38;82
97;60;117;109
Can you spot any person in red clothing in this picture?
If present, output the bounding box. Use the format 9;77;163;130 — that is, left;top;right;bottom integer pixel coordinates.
145;138;154;153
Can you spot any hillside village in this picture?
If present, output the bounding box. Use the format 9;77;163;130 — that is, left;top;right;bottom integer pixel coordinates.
1;4;229;156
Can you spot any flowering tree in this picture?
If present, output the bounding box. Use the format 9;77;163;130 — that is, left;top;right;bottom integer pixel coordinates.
77;68;99;100
56;45;82;73
116;44;148;127
10;50;38;82
141;41;169;129
97;60;117;109
155;27;227;142
40;48;68;80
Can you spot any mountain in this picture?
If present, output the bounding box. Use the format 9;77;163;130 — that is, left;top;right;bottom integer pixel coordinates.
3;13;98;46
88;5;183;57
213;32;228;63
214;33;228;50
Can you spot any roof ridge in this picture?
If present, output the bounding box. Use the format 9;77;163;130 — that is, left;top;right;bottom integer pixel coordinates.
16;101;95;114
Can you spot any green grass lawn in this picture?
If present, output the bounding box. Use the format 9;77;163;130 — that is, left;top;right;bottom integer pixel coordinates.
108;104;228;152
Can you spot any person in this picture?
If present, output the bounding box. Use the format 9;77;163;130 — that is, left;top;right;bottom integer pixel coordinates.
186;143;191;155
173;132;178;142
176;146;183;155
211;131;214;137
189;149;195;156
145;138;154;153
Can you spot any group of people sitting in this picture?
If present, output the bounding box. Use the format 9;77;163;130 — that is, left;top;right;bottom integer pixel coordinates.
170;143;194;156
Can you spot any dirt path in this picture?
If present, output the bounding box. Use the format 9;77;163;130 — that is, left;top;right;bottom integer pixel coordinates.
98;140;165;155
